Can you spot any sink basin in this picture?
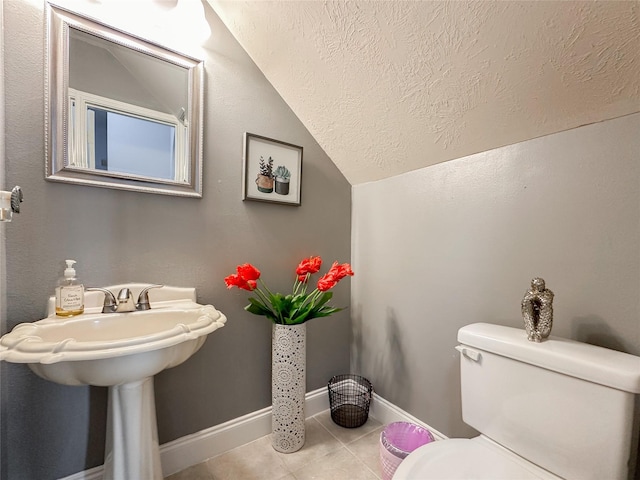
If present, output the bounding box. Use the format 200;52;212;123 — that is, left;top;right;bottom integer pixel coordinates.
0;284;226;386
3;304;222;385
0;284;227;479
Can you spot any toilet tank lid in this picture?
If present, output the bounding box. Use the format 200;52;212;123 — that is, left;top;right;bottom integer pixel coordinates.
458;323;640;394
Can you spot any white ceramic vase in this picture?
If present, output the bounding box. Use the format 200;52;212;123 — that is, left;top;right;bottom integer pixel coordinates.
271;323;306;453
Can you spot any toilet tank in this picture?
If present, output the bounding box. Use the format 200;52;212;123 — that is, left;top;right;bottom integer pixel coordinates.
457;323;640;480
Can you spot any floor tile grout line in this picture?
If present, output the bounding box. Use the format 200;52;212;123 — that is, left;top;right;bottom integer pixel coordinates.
169;415;385;480
311;414;348;445
344;446;382;480
288;415;381;479
290;443;381;480
313;413;385;478
344;426;381;446
278;417;349;477
312;412;384;447
342;429;384;479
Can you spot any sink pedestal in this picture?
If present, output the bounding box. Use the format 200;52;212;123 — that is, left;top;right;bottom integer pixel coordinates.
103;377;162;480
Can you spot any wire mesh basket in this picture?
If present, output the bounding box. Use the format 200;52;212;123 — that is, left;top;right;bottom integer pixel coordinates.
379;422;435;480
327;374;373;428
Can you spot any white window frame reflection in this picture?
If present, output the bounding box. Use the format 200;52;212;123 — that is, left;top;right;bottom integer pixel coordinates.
68;88;188;183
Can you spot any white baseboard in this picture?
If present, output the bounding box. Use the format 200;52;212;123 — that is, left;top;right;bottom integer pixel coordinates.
369;393;447;441
60;465;104;480
160;387;329;476
60;388;329;480
60;389;445;479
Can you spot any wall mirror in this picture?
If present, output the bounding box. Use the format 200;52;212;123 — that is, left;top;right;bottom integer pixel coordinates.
45;3;204;197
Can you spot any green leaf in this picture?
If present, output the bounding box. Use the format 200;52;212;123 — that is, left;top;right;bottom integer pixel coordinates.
240;286;347;325
314;291;333;308
245;297;273;317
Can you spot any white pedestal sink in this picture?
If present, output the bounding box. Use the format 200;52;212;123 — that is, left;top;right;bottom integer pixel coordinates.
0;284;227;480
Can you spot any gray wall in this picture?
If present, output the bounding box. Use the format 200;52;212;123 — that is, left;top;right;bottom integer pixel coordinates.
0;1;6;477
1;2;351;479
352;112;640;439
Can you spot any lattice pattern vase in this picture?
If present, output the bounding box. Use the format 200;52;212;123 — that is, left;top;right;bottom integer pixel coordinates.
271;323;306;453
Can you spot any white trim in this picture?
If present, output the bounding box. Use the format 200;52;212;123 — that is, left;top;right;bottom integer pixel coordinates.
59;465;103;480
369;393;448;441
59;388;329;480
68;88;186;181
58;390;446;479
160;387;328;476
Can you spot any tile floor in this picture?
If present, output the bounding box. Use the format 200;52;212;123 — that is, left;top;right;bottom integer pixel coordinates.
165;411;385;480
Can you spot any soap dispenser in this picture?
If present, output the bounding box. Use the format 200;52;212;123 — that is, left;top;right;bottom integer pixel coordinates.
55;259;84;317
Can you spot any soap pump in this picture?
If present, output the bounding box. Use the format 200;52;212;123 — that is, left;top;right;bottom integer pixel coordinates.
55;259;84;317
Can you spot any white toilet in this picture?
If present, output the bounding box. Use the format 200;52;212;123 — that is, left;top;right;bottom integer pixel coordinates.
393;323;640;480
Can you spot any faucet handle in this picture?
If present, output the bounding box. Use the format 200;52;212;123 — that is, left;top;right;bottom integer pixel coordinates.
86;287;117;313
136;285;163;311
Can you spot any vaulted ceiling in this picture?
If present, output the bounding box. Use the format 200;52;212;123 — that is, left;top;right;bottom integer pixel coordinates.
210;1;640;185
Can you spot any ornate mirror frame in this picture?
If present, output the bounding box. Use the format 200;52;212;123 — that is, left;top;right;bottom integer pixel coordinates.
45;3;204;197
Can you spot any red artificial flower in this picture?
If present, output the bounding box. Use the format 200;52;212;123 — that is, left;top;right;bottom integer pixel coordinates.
243;280;257;291
237;263;261;281
224;274;257;291
296;256;322;276
224;274;242;289
317;273;338;292
326;262;354;281
316;262;354;291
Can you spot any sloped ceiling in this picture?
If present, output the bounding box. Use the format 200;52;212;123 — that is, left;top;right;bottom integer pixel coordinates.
209;1;640;185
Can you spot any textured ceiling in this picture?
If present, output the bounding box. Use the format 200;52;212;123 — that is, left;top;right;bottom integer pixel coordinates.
210;1;640;185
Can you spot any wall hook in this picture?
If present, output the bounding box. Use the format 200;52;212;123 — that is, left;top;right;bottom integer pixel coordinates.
0;186;24;222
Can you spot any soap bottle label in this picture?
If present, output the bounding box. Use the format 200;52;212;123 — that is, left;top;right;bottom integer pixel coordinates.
56;285;84;316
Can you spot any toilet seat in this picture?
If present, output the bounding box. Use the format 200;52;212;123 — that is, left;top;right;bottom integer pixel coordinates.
393;437;560;480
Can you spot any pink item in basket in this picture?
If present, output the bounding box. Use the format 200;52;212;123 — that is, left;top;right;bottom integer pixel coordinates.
379;422;435;480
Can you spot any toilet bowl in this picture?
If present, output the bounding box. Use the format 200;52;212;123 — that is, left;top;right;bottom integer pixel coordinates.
394;436;558;479
392;323;640;480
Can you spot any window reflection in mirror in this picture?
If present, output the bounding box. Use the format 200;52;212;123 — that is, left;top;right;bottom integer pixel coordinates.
68;88;187;182
88;108;177;180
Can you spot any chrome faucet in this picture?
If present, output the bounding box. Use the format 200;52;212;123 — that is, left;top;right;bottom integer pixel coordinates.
86;285;163;313
116;288;136;312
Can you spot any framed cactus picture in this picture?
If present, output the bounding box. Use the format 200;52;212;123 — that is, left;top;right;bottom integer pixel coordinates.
242;132;303;206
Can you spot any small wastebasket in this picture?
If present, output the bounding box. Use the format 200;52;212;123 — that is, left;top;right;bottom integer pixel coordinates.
379;422;434;480
327;374;373;428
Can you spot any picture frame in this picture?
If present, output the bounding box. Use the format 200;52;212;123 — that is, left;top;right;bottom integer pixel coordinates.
243;133;303;206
